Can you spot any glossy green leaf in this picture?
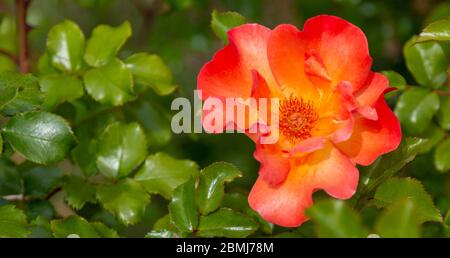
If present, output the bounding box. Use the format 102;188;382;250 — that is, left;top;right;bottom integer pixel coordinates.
84;21;131;67
90;222;119;238
51;216;99;238
374;177;442;223
222;192;273;235
196;162;242;215
2;112;76;165
25;200;55;220
28;216;53;238
37;52;59;75
404;37;447;88
71;139;98;177
0;72;21;108
134;152;199;199
417;123;446;154
437;96;450;130
125;53;176;95
211;10;246;44
375;199;421;238
0;72;43;115
96;179;150;225
168;179;198;233
0;159;21;195
39;75;84;110
360;137;428;193
83;58;134;106
23;167;63;198
63;176;96;209
434;138;450;172
197;208;258;238
306;199;368;238
395;88;440;135
146;229;178;238
381;70;407;89
96;122;146;179
0;205;30;238
125;98;172;147
46;20;85;72
417;17;450;42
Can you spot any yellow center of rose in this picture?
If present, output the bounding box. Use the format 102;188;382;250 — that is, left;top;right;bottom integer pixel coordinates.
279;97;318;141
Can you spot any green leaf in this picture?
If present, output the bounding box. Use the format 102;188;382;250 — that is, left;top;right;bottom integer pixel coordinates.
25;200;55;220
374;177;442;223
395;88;440;135
46;20;85;72
381;70;407;89
0;205;31;238
23;167;63;198
444;209;450;230
90;222;119;238
306;199;368;238
28;216;53;238
169;179;198;233
375;198;421;238
96;179;150;225
0;159;22;195
197;208;258;238
437;96;450;130
403;37;447;88
211;10;246;44
146;229;178;238
63;176;96;209
125;53;176;95
96;122;147;179
83;58;134;106
361;137;429;193
2;112;76;165
71;139;98;177
416;17;450;42
125;98;172;147
39;75;84;110
196;162;242;215
0;72;43;116
222;193;273;235
84;21;131;67
0;72;21;108
134;152;199;199
37;52;59;75
51;216;99;238
417;123;446;154
434;138;450;173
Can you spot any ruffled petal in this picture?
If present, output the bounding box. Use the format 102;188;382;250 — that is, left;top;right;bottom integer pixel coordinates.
249;143;359;227
336;97;402;166
198;24;272;99
267;24;319;101
355;72;389;107
254;143;290;186
302;15;372;92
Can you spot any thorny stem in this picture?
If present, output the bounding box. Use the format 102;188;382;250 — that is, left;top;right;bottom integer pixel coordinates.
15;0;31;73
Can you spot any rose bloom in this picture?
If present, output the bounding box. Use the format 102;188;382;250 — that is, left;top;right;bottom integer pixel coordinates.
197;15;401;227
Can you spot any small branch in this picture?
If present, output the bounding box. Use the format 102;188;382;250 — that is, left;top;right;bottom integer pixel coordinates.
433;90;450;96
15;0;31;73
0;48;18;64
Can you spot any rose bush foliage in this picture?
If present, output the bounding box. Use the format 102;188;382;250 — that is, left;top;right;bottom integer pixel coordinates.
0;0;449;238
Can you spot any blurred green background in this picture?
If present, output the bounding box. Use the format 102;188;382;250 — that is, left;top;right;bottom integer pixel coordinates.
1;0;449;237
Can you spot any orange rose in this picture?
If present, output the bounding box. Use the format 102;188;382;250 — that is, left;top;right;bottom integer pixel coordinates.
198;15;401;227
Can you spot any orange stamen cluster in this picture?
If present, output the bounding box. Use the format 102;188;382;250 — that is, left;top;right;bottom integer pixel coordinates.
279;97;318;142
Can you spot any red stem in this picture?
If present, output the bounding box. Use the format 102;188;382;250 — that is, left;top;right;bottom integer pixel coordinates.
15;0;31;73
